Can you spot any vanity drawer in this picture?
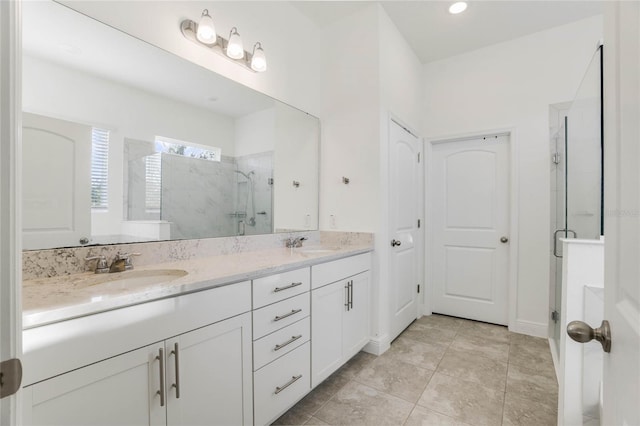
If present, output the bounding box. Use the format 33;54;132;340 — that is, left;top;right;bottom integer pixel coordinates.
312;252;371;289
253;317;310;371
254;342;311;426
252;293;310;339
253;268;310;309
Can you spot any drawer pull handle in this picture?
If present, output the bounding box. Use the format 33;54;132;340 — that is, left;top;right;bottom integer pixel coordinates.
274;309;302;322
274;335;303;351
171;342;181;399
155;348;165;407
274;374;303;395
274;282;303;293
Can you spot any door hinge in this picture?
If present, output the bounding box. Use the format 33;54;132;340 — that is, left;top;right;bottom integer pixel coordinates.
552;152;561;165
551;310;560;322
417;284;420;293
417;219;421;228
417;152;421;163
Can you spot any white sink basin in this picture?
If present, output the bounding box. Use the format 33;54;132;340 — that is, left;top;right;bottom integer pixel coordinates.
82;269;188;290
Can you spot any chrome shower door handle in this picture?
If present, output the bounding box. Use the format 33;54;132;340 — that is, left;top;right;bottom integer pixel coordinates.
553;229;578;258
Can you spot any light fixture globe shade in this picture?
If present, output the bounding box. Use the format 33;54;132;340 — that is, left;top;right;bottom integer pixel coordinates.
251;46;267;72
449;1;468;14
196;10;216;44
226;28;244;59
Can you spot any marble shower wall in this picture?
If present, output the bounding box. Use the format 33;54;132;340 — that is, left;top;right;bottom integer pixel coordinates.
161;153;237;239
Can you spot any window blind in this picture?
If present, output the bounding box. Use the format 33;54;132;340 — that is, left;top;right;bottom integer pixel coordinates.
91;128;109;210
145;153;162;212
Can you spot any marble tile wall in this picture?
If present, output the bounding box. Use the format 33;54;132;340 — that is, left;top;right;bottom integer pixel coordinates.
235;151;274;236
23;231;373;280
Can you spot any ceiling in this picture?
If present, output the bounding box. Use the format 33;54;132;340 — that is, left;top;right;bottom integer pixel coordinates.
292;1;604;63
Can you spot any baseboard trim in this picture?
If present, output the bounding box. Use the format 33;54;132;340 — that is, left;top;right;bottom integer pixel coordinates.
509;319;549;338
363;335;391;356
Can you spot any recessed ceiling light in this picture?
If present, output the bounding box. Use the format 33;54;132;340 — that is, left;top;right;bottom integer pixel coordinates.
449;1;468;14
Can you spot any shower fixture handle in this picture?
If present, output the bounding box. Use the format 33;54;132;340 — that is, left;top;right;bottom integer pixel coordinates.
500;236;509;243
391;239;401;247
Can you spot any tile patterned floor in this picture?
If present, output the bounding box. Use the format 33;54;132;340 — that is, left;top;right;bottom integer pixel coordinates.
273;314;558;426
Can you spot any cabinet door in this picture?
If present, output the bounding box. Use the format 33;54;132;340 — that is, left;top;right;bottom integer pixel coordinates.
311;280;346;387
23;343;165;426
165;313;253;426
343;271;370;360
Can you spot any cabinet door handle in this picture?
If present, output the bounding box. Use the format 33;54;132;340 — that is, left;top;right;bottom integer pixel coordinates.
155;348;165;407
349;280;354;310
274;374;303;395
274;335;303;351
344;283;350;311
274;309;302;322
170;342;181;399
273;282;303;293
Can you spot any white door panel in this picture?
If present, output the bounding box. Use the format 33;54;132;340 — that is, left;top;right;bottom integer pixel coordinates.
431;136;509;325
602;3;640;424
389;120;422;340
22;113;91;249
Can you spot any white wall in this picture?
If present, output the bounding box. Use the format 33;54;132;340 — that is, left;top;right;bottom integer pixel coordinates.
60;1;322;117
422;15;603;335
235;108;275;157
319;4;424;352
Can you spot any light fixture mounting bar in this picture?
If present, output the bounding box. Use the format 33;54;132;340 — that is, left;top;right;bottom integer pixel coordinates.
180;19;256;72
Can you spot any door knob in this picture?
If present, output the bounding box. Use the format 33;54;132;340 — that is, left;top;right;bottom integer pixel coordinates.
391;239;401;247
567;320;611;353
500;236;509;243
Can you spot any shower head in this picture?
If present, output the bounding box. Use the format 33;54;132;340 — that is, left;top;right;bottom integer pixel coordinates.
235;170;255;179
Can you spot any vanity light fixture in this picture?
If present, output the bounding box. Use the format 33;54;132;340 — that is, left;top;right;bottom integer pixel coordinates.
449;1;468;14
196;9;216;45
251;42;267;72
181;10;267;73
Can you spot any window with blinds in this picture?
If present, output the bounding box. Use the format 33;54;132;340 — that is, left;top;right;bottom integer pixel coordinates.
145;153;162;213
91;128;109;210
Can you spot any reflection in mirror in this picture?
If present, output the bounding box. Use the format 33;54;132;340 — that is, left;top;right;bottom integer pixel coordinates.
21;0;319;250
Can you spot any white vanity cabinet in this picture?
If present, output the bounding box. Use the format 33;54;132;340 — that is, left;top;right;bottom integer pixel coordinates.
22;282;253;426
311;253;371;387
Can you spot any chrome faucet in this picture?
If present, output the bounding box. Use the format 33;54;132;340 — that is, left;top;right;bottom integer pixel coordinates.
85;255;109;274
285;236;308;248
109;253;141;273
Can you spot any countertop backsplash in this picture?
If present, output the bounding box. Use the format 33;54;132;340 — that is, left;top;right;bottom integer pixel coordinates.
23;231;373;280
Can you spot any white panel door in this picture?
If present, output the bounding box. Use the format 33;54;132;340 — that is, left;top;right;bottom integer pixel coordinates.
602;2;640;424
165;313;253;426
431;135;510;325
389;120;422;340
22;113;91;249
24;343;165;426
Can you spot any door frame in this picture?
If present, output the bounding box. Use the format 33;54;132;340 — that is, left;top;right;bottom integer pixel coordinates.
425;127;520;331
0;0;23;424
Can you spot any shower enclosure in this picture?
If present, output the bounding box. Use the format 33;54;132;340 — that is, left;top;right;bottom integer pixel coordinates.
550;45;604;357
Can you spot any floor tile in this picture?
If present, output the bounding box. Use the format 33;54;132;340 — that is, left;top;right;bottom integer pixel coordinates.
506;363;558;406
314;381;414;425
502;392;557;426
355;355;434;403
457;321;511;343
384;336;448;370
450;333;510;363
293;370;351;416
272;406;312;426
413;314;465;332
334;351;377;379
508;340;555;372
404;322;457;345
417;373;505;426
304;417;329;425
404;405;472;426
436;347;508;391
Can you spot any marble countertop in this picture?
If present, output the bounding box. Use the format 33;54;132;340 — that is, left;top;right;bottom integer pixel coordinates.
23;244;373;329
